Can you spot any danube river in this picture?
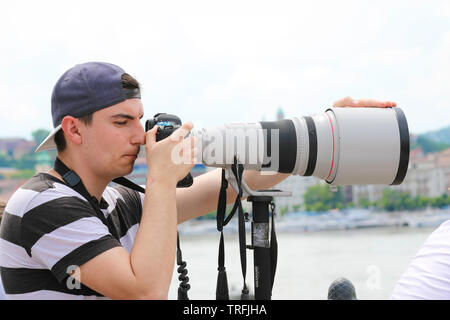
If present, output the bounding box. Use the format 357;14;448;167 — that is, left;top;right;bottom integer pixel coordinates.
168;225;436;300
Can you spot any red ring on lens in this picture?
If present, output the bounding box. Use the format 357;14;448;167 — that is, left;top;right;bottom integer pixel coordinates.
326;112;335;181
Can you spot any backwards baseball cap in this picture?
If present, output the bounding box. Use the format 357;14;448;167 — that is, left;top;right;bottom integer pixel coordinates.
35;62;141;152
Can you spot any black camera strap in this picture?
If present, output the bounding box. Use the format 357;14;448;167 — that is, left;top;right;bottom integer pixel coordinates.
54;157;120;240
215;159;250;300
215;169;230;300
112;176;145;193
215;160;279;300
53;157;190;300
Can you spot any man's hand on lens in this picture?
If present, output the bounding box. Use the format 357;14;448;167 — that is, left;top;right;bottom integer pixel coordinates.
333;96;397;108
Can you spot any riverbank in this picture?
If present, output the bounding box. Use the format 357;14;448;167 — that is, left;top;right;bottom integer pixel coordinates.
178;208;450;235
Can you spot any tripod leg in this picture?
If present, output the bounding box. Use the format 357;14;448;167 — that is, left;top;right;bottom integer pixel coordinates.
249;196;273;300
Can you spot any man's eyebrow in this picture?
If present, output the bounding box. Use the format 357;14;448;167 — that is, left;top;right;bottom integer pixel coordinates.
110;113;144;120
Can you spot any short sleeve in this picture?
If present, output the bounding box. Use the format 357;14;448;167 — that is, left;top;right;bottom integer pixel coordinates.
21;196;122;283
390;220;450;299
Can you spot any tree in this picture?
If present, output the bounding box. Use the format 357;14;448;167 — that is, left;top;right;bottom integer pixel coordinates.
358;197;371;208
303;184;346;212
11;169;35;179
431;194;450;209
411;135;450;154
279;205;289;215
0;153;11;167
12;153;37;170
377;189;402;211
31;129;51;146
376;189;429;211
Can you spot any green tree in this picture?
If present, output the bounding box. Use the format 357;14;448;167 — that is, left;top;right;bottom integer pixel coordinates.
377;189;421;211
431;194;450;209
11;169;36;179
303;184;346;212
279;205;289;215
378;189;400;211
0;153;11;167
358;197;371;208
12;153;37;170
411;135;450;154
415;196;431;209
32;129;51;146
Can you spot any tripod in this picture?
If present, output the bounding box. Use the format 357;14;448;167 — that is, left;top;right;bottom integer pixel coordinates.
225;168;291;300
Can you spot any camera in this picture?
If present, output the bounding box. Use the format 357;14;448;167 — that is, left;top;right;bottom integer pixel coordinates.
145;113;194;188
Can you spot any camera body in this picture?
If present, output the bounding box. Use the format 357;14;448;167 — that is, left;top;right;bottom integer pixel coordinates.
145;113;194;188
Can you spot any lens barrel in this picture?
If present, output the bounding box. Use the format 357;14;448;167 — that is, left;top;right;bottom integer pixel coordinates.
192;107;409;186
289;107;409;185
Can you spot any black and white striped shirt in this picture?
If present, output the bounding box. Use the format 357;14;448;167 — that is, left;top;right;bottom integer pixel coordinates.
0;173;144;299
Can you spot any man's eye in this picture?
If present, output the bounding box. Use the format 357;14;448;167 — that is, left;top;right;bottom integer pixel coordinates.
115;121;127;125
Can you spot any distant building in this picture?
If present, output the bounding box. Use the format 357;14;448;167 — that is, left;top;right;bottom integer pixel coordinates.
273;175;321;212
0;167;21;179
410;147;424;159
436;148;450;194
352;147;450;204
0;138;36;158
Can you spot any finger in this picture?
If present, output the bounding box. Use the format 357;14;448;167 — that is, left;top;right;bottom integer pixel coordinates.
350;99;395;108
192;147;199;163
386;101;397;107
145;125;158;149
351;99;384;107
186;135;198;149
334;97;397;108
332;96;353;107
170;121;194;142
178;144;194;165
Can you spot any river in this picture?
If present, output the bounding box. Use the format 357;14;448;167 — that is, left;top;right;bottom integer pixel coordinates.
168;225;436;300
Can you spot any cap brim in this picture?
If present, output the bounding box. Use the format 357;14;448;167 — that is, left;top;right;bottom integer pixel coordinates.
35;125;61;152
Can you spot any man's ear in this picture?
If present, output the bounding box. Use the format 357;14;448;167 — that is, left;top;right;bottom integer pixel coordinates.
60;116;82;146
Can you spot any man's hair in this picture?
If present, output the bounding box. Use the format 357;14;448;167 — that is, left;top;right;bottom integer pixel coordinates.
55;73;140;152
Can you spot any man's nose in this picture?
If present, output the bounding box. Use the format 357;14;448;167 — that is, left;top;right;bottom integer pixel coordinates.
131;122;146;145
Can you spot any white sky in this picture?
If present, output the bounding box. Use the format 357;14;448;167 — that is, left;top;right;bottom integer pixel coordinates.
1;0;449;140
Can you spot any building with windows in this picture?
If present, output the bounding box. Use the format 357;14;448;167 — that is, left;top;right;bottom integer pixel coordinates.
352;147;450;205
0;138;36;158
273;175;322;212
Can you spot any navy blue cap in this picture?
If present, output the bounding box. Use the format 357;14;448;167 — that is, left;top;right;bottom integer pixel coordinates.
36;62;141;152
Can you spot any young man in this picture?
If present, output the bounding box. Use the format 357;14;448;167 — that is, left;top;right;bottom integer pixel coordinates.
0;62;396;299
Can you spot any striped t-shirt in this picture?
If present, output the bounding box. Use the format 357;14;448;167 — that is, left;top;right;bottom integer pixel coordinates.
0;173;144;299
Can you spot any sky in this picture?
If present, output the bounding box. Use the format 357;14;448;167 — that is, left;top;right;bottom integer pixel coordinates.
1;0;449;140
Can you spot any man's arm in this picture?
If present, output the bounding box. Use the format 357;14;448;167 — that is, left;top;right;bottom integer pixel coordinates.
177;169;289;223
72;180;178;299
70;123;195;299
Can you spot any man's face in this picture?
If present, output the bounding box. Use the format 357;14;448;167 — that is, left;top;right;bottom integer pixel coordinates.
79;98;145;180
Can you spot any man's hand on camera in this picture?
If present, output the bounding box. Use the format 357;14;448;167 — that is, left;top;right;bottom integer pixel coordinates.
145;122;196;187
333;96;397;108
